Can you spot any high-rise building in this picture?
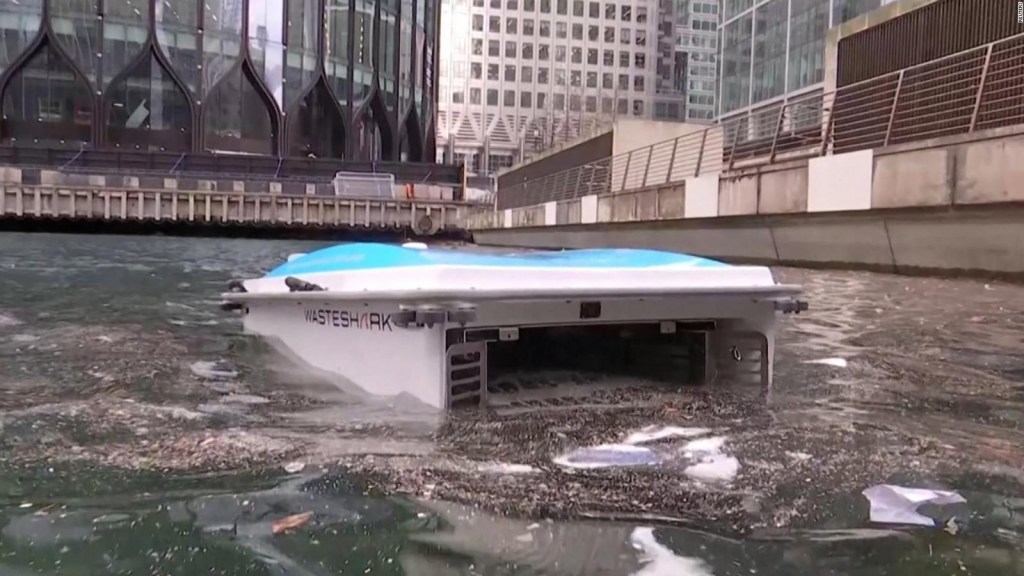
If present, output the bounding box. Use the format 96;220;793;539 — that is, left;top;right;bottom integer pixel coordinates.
716;0;898;121
0;0;440;161
672;0;718;121
436;0;687;175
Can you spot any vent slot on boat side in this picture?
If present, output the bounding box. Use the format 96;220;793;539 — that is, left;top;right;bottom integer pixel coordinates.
445;341;488;409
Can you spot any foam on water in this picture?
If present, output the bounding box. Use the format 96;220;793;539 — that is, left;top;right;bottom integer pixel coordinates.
630;527;715;576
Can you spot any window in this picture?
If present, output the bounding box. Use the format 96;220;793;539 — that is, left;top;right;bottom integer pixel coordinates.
585;95;597;112
471;88;481;103
539;20;551;37
505;64;516;81
556;22;567;38
589;2;599;17
633;100;644;115
588;25;599;41
521;91;533;107
524;0;535;9
635;30;646;46
539;44;550;60
489;16;500;32
604;27;614;42
587;48;598;64
602;97;613;112
555;45;566;62
556;0;567;14
619;51;629;67
602;73;613;88
620;28;630;44
538;67;549;83
506;17;517;33
573;0;584;15
604;3;615;18
633;75;644;91
617;98;628;114
505;41;516;58
537;92;547;108
471;62;482;78
522;42;534;58
472;39;483;55
452;90;464;103
603;50;614;66
472;14;483;30
540;0;550;11
507;0;518;8
523;19;535;35
522;65;533;81
571;47;582;63
504;90;516;106
634;53;645;69
636;6;647;23
618;73;628;89
620;5;630;20
555;69;566;85
487;89;498;105
570;70;581;86
572;24;583;40
586;71;597;87
553;94;565;109
453;61;466;78
488;40;500;57
488;63;499;79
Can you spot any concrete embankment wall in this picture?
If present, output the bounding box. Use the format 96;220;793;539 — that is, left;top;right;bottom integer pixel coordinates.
469;126;1024;277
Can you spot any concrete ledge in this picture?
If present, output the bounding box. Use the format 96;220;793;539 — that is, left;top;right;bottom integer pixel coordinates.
471;204;1024;278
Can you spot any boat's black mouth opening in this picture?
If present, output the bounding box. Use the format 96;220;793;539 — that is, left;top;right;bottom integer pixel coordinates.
445;322;710;410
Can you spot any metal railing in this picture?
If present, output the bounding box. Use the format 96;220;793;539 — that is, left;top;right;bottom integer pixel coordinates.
496;32;1024;211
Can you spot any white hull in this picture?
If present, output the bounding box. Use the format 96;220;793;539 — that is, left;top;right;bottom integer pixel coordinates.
224;244;806;409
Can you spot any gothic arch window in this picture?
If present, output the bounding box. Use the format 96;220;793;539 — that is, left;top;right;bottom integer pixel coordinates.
284;0;318;110
2;43;93;147
101;0;149;91
0;0;44;77
49;0;99;87
248;0;285;110
154;0;200;92
288;79;345;159
356;95;394;161
324;0;351;107
203;66;275;155
202;0;243;99
106;52;191;152
401;110;424;162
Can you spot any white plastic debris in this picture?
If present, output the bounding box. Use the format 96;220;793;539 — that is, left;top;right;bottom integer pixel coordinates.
862;485;966;526
630;527;714;576
283;461;306;474
623;426;712;445
804;358;849;368
552;444;658;469
682;436;740;483
477;462;538;475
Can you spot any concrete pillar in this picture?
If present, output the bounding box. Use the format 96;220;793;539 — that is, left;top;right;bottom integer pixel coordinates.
581;194;598;223
544;201;557;225
503;208;512;228
684;173;720;218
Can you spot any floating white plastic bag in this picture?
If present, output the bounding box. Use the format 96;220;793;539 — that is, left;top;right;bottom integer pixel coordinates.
553;444;658;469
862;485;966;526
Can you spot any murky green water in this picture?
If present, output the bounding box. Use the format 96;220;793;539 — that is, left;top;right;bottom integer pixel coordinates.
0;232;1022;575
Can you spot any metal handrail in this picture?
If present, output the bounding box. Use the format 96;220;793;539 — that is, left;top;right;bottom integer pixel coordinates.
496;32;1024;211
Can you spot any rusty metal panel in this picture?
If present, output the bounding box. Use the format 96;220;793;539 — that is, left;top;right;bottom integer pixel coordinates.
837;0;1017;88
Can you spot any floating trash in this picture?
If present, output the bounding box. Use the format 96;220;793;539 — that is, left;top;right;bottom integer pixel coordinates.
862;485;966;527
553;444;658;469
190;360;239;381
804;358;849;368
623;425;713;445
477;462;539;475
682;436;740;483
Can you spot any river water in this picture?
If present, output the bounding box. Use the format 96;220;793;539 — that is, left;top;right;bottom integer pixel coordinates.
0;232;1022;575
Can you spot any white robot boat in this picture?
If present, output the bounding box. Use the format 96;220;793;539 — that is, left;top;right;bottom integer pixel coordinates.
221;242;807;409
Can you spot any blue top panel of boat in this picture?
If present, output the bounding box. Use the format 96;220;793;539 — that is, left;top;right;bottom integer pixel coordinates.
266;243;729;277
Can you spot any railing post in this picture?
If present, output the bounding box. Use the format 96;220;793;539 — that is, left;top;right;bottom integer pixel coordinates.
727;119;742;170
621;151;633;192
666;137;679;184
819;94;836;156
641;145;653;188
768;104;786;163
571;165;585;200
693;129;707;177
969;43;994;133
883;70;905;147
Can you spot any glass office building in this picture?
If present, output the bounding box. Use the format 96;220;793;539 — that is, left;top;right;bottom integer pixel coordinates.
0;0;439;161
717;0;896;118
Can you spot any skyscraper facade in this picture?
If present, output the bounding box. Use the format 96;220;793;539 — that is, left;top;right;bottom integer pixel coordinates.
0;0;440;161
435;0;687;175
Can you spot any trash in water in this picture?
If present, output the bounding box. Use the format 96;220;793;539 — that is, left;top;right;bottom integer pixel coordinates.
283;461;306;474
623;425;713;445
553;444;658;469
189;360;239;380
272;512;314;535
477;462;538;475
629;527;714;576
862;485;966;527
682;436;740;483
804;358;849;368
